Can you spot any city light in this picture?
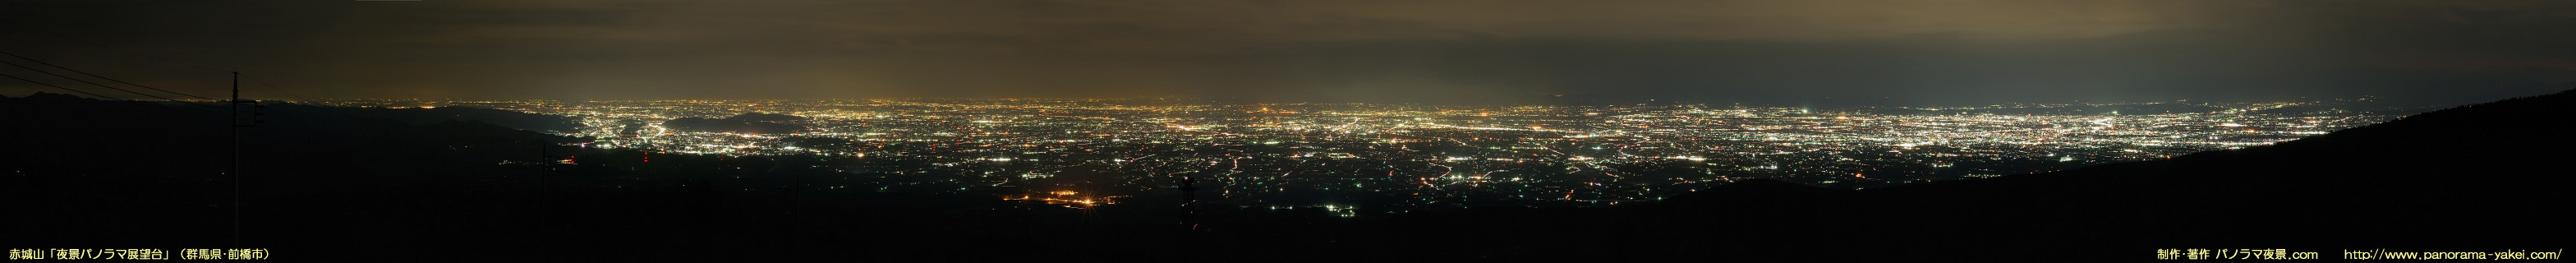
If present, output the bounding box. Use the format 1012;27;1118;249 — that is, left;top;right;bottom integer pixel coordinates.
308;98;2399;215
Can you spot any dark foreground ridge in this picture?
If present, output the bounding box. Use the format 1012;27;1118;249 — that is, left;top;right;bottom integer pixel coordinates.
3;90;2569;261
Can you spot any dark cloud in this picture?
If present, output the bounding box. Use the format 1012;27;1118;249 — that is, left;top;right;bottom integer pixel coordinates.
1;0;2568;105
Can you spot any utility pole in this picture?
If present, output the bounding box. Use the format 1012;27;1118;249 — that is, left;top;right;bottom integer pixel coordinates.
536;140;554;256
228;71;239;247
536;140;555;223
227;72;261;247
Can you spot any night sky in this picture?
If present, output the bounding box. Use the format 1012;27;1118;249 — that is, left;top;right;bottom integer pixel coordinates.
2;0;2569;106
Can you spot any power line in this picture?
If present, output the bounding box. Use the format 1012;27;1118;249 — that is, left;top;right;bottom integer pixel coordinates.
0;16;232;73
0;19;293;104
1;70;117;99
0;50;216;100
0;58;223;110
0;71;225;119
